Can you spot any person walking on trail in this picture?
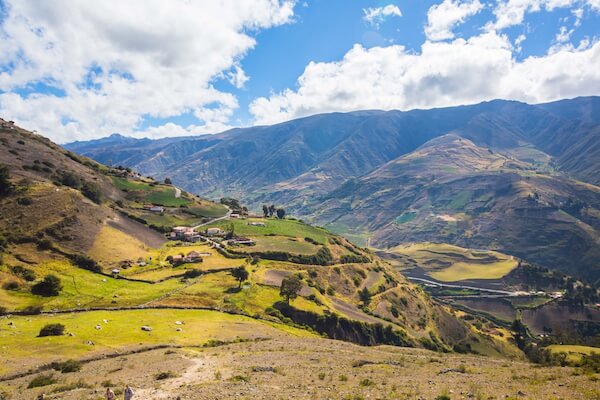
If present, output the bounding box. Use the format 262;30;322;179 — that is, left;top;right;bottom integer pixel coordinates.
105;387;116;400
124;384;135;400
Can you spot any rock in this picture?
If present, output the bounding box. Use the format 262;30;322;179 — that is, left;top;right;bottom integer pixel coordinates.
85;340;95;346
103;319;108;323
176;328;182;332
141;325;152;331
68;332;75;337
175;321;183;325
102;279;107;282
95;325;102;330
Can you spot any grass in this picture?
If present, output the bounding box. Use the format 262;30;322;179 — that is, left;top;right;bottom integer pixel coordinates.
204;218;329;244
234;236;319;255
0;260;182;311
430;259;518;281
0;309;315;374
88;225;152;267
392;242;518;282
395;212;417;224
158;270;323;315
146;188;189;207
547;345;600;362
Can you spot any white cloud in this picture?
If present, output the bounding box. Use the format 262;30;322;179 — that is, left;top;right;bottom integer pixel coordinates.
363;4;402;28
425;0;483;41
0;0;295;142
250;32;600;125
489;0;599;30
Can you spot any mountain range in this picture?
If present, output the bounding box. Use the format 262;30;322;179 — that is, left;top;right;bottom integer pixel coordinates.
66;97;600;283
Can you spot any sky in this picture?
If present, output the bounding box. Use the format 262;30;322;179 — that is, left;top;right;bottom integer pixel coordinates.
0;0;599;143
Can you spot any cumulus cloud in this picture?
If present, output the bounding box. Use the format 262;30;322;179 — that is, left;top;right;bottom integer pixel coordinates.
0;0;295;142
425;0;484;41
363;4;402;28
250;32;600;125
489;0;599;30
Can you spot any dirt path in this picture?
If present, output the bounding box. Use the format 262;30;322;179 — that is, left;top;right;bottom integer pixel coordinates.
135;355;219;399
192;206;231;230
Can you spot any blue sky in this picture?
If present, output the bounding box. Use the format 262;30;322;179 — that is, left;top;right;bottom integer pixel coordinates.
0;0;599;142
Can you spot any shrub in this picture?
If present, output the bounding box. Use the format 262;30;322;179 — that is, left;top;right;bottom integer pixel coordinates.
32;274;62;296
37;238;54;250
359;378;375;387
59;172;81;189
22;305;43;315
2;281;20;290
305;236;319;245
183;269;202;279
16;140;25;145
28;374;57;388
71;254;101;272
0;306;7;316
50;359;82;373
17;196;32;205
11;265;36;281
39;323;65;337
155;371;176;380
81;181;102;203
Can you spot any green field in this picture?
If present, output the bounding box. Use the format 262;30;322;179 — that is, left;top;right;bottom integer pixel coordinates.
235;236;319;255
204;218;329;244
146;188;190;207
0;261;181;311
392;242;518;282
0;309;315;374
547;345;600;362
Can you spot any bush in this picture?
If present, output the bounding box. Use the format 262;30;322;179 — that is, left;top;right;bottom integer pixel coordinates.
59;172;81;189
0;306;6;316
2;280;20;290
28;374;57;388
32;274;62;296
11;265;36;281
37;238;54;250
17;196;32;205
183;269;202;279
155;371;176;380
81;181;102;204
39;323;65;337
71;254;101;272
50;359;82;373
22;305;43;315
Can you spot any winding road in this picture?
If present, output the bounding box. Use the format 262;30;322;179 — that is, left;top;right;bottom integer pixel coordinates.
406;276;521;296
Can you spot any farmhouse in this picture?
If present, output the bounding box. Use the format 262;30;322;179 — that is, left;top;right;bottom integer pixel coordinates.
230;213;241;219
186;251;203;262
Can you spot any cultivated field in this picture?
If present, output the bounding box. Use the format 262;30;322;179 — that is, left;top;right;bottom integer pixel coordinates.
392;242;518;281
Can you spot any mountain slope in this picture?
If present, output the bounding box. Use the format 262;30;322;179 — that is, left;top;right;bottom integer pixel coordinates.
309;134;600;282
65;97;600;281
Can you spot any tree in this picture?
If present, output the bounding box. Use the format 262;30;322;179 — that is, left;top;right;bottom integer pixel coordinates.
268;204;276;217
262;204;269;218
276;208;286;219
32;275;63;297
225;222;235;240
359;287;371;306
0;164;11;195
164;177;172;185
231;266;249;288
280;275;302;304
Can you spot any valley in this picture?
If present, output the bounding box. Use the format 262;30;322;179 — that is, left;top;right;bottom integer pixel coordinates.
1;109;599;399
